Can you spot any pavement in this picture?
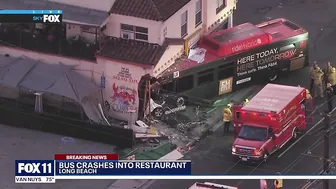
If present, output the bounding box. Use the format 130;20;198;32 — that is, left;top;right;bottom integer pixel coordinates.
0;124;117;189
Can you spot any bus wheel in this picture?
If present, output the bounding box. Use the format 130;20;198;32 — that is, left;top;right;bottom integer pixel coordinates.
268;70;278;82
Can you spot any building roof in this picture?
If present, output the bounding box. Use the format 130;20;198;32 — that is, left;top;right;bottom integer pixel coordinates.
242;84;305;113
0;0;108;26
97;37;183;65
109;0;191;21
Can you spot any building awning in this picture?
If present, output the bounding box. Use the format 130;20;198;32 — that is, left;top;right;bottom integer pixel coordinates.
0;55;103;122
0;0;108;26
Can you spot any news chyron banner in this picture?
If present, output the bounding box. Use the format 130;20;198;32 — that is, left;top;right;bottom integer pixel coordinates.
15;154;191;183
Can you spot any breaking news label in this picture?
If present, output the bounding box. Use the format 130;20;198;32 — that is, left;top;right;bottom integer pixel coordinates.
15;154;192;183
0;10;62;23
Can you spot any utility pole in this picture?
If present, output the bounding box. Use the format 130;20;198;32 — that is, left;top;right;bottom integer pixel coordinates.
323;112;330;189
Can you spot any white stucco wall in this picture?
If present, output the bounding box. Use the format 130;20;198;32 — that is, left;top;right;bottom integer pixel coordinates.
205;0;236;33
160;0;202;44
154;44;184;77
46;0;115;12
104;14;162;44
97;57;150;121
65;24;97;43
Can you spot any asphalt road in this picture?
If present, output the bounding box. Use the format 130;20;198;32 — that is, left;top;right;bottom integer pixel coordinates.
146;0;336;188
0;125;116;189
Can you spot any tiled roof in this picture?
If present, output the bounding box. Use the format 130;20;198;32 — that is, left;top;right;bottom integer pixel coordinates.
110;0;191;21
97;37;183;65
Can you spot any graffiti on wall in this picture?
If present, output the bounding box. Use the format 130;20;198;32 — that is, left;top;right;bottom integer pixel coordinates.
109;83;137;112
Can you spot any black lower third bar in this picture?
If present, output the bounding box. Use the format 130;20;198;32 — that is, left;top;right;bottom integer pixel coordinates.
0;14;63;23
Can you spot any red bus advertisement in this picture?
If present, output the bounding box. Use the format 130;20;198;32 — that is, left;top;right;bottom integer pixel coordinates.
157;18;308;102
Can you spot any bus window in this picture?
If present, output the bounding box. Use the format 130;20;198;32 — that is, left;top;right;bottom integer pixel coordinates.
177;75;193;92
197;69;214;86
218;65;234;80
161;81;175;92
279;44;295;52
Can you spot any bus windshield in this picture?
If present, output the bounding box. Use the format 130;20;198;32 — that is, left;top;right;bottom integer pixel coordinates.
238;125;267;141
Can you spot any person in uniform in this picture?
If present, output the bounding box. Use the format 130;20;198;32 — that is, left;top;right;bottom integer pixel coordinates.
328;67;336;86
326;83;334;112
243;99;249;106
223;104;233;134
324;61;333;84
313;67;324;98
274;172;283;189
310;61;318;92
274;179;283;189
306;89;312;100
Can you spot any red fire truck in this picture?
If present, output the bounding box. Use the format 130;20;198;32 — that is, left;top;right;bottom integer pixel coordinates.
189;182;238;189
232;84;307;162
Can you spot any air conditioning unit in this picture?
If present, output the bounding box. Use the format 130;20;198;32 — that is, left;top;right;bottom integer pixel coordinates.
121;31;134;39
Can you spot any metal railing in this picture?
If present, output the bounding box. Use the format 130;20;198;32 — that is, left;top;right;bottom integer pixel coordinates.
0;26;98;61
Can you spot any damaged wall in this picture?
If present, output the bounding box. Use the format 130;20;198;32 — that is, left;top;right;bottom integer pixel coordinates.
97;57;152;121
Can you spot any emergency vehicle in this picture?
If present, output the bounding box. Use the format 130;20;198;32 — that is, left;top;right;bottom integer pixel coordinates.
189;182;238;189
232;84;307;162
158;18;308;101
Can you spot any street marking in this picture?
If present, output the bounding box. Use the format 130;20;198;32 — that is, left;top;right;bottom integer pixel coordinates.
278;118;324;158
278;106;336;158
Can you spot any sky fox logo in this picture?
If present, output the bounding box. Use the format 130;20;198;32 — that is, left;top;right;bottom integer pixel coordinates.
43;15;60;23
33;15;61;23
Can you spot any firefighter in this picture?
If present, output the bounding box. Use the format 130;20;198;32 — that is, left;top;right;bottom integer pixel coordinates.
306;89;312;100
309;61;318;92
243;98;249;106
223;104;233;133
324;61;333;83
274;179;283;189
313;67;324;98
326;83;334;112
328;67;336;86
274;172;283;189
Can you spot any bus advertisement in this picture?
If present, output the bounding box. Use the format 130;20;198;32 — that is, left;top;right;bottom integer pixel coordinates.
157;18;308;101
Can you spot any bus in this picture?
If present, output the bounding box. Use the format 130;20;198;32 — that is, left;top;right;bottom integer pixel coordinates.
157;18;308;103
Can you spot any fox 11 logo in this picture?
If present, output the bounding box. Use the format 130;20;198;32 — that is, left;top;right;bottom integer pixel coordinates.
15;160;55;176
32;15;62;23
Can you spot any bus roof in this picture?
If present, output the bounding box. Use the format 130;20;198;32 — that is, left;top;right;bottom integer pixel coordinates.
158;18;306;79
257;18;306;42
200;23;271;57
242;84;305;113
